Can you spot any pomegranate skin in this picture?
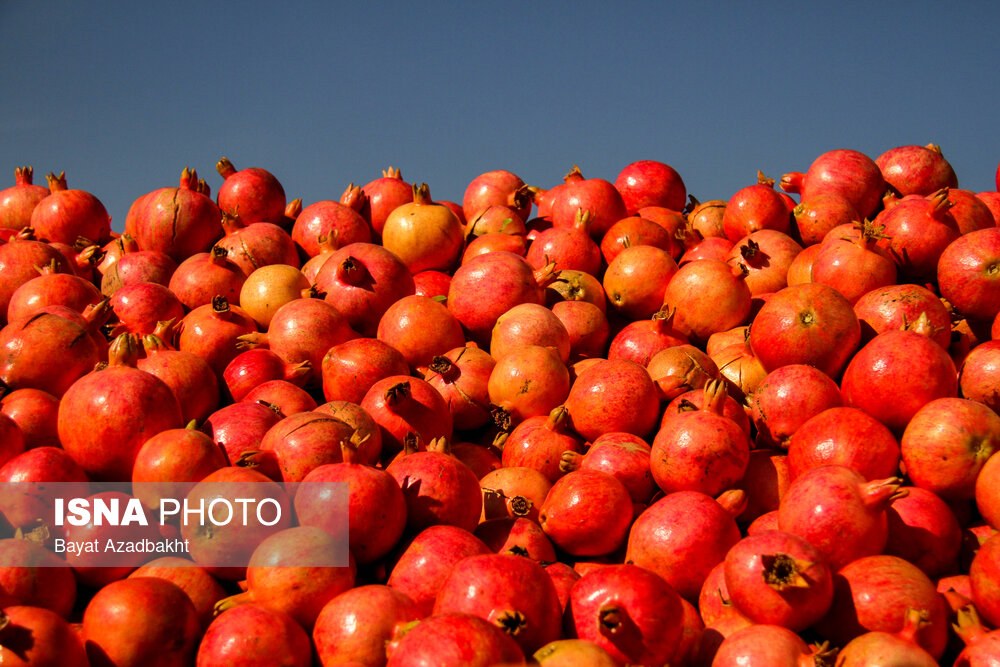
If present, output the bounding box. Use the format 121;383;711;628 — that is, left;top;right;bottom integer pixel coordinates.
749;364;843;449
0;166;49;232
0;310;101;398
432;552;562;654
567;563;685;666
781;148;886;219
841;328;958;433
615;159;687;214
313;585;421;667
386;442;482;534
196;603;311;667
876;143;958;197
710;623;834;667
814;554;950;660
0;605;88;667
723;530;834;632
787;406;900;482
777;465;902;571
386;525;491;617
938;227;1000;323
625;490;741;602
970;533;1000;628
30;173;111;245
538;469;633;557
885;485;962;578
83;577;201;667
900;397;1000;500
564;358;660;442
125;168;223;261
384;612;525;667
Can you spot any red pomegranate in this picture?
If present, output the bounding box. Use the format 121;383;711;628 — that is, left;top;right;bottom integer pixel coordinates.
811;220;898;305
83;577;200;667
377;294;466;371
177;295;258;378
661;259;751;343
885;485;962;578
777;465;904;571
814;554;949;660
292;184;371;258
791;192;860;247
614;159;686;214
196;603;311;667
384;611;524;667
313;585;421;667
539;468;633;556
0;387;60;449
58;333;183;481
938;227;1000;323
424;346;496;432
124;167;223;260
841;316;958;433
527;208;602;275
876;143;958;196
853;282;952;350
780;148;886;219
625;490;742;601
223;348;310;402
360;166;413;237
749;364;843;449
321;337;409;405
361;375;452;456
564;358;660;441
386;436;481;533
462;168;532;223
710;624;836;667
432;552;562;654
547;167;628;238
0;605;88;667
488;345;570;427
567;563;685;665
900;396;1000;500
214;157;286;224
501;405;584;483
749;282;861;379
603;244;679;321
29;171;111;245
560;431;655;505
722;172;792;242
787;406;900;481
874;188;961;281
0;166;49;232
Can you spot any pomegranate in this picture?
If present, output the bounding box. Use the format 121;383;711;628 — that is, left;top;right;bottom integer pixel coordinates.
58;333;182;480
710;624;835;667
424;345;496;431
777;465;903;571
124;167;223;260
30;171;111;245
432;552;562;653
750;363;843;449
447;250;557;345
614;159;686;214
661;258;751;343
223;348;311;402
853;282;952;350
314;400;383;465
527;208;602;275
99;248;177;296
131;424;228;510
321;337;409;405
475;516;556;561
386;436;481;533
214;157;286;224
780;148;886;219
602;244;679;321
83;577;200;667
214;212;299;276
7;260;102;323
196;603;311;667
501;405;584;482
547;167;628;238
0;605;88;667
465;203;529;238
947;188;996;234
256;410;355;483
564;358;660;441
722;171;792;241
0;166;49;232
0;387;60;449
791;192;860;247
952;603;1000;667
201;400;283;466
561;431;655;504
242;379;316;417
567;563;684;665
292;185;371;258
938;227;1000;323
841;316;958;433
976;446;1000;529
214;526;355;630
479;466;553;524
385;612;525;667
811;220;897;305
488;344;570;427
176;295;258;378
539;468;633;556
462;169;532;223
315;241;415;336
749;282;860;379
885;485;962;577
128;557;228;631
875;188;961;280
0;309;104;397
787;406;900;481
313;585;421;667
651;379;750;496
361;375;452;456
646;343;719;401
386;525;491;616
377;294;466;370
361;166;414;237
815;554;949;659
723;530;833;631
900;396;1000;500
0;538;76;617
167;245;246;310
382;183;465;273
876;143;958;196
625;490;742;601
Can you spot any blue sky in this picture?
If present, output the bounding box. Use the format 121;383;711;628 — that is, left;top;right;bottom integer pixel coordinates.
3;2;999;232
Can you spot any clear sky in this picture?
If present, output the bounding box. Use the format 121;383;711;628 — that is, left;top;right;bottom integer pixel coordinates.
3;2;999;233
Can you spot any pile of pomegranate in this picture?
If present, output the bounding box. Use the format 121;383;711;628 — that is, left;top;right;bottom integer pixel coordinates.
0;147;999;665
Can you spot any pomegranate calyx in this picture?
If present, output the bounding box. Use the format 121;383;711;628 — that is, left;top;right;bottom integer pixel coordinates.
953;604;989;645
508;495;533;517
716;488;748;517
339;183;366;210
559;450;583;473
336;256;371;286
45;171;67;192
597;606;624;634
411;182;432;205
215;157;237;180
382;166;402;180
533;261;561;290
107;333;141;368
236;332;268;351
779;171;805;194
756;170;776;188
545;405;570;432
494;609;527;636
760;553;814;590
563;165;584;183
384;381;412;407
862;476;907;509
14;165;33;185
213;590;251;616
